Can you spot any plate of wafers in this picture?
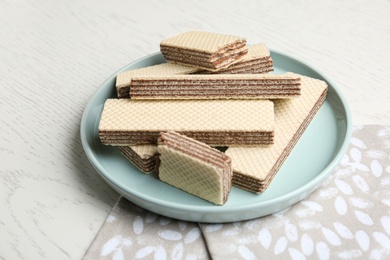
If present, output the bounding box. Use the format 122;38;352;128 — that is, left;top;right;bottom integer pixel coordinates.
81;31;352;223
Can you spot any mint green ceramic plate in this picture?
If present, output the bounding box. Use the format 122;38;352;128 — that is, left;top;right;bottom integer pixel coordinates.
80;50;352;223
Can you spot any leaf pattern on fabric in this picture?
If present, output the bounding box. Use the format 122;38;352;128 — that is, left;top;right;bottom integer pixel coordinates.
238;245;257;259
274;236;288;255
84;198;209;259
354;210;374;226
158;230;183;241
100;235;132;258
316;241;330;260
300;233;314;256
333;222;353;240
184;228;201;244
258;228;272;249
334;195;348;215
133;216;144;235
371;160;383;177
355;230;370;251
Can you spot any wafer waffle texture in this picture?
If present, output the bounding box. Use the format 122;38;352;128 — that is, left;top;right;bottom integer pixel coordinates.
160;30;248;71
98;99;275;146
157;131;233;205
129;73;301;100
115;44;273;98
225;74;328;193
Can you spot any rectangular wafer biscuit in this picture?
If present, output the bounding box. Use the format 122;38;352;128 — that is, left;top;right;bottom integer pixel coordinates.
129;73;300;100
119;145;157;173
160;30;248;71
98;99;274;146
225;74;328;193
157;131;233;205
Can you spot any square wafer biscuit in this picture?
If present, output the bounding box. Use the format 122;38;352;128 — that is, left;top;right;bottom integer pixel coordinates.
129;73;300;100
160;30;248;71
157;131;233;205
225;74;328;193
98;99;274;146
119;145;157;173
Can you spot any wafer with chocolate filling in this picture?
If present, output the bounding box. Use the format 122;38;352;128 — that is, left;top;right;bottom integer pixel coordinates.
157;131;233;205
129;73;300;100
225;74;328;193
98;99;274;146
200;43;273;75
160;30;248;71
119;145;157;173
116;63;199;98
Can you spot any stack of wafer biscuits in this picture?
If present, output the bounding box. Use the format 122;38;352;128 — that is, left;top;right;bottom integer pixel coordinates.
98;30;328;204
160;30;248;71
115;43;274;98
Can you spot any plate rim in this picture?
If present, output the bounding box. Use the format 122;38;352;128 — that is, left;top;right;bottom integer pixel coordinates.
80;49;353;222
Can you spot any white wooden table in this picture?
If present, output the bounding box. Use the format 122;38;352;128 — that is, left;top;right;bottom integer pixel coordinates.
1;0;389;258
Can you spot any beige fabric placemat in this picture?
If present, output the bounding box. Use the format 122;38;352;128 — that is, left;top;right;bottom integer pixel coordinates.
84;125;390;259
83;197;210;259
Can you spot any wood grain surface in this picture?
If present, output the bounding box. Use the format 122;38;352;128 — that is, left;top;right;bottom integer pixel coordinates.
1;0;389;259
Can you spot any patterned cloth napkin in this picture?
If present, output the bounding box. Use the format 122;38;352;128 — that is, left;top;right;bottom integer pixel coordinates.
84;125;390;259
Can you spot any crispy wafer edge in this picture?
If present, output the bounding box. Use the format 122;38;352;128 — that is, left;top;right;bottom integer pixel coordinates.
129;73;300;100
231;86;328;193
119;146;158;173
156;131;233;205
